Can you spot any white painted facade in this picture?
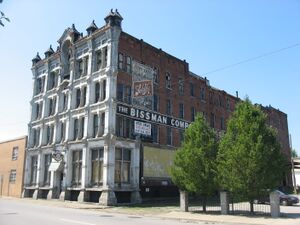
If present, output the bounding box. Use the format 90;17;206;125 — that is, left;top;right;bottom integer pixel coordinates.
23;11;141;205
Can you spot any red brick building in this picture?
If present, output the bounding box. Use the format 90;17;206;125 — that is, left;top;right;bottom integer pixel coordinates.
117;30;292;197
25;9;292;204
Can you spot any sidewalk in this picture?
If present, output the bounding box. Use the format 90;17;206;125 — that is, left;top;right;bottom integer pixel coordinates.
2;197;300;225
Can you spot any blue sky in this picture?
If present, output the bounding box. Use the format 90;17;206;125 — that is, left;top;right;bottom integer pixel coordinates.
0;0;299;153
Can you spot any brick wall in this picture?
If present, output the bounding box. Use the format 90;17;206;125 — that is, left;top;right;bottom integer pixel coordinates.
118;32;238;147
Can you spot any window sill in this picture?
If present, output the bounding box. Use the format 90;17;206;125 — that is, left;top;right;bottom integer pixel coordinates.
92;67;107;74
45;114;57;119
67;187;82;191
28;146;40;151
58;110;69;115
70;106;87;113
31;118;43;124
86;185;104;191
68;138;86;144
46;87;58;93
33;93;43;98
40;186;51;190
41;143;55;148
87;136;105;142
73;75;87;82
90;100;106;107
24;186;37;189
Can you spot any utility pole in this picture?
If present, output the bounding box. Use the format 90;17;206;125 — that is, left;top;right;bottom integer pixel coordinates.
290;134;297;193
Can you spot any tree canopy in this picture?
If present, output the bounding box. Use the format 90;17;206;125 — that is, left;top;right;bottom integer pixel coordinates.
171;114;219;203
292;149;298;158
217;99;287;207
0;0;10;27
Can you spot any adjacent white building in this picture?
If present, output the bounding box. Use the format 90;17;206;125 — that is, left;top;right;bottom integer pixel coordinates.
23;10;141;205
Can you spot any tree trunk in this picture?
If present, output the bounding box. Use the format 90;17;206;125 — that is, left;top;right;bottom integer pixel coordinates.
203;196;207;213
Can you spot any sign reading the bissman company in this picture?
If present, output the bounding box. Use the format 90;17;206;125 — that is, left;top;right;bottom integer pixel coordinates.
117;103;190;130
132;60;154;109
134;121;151;136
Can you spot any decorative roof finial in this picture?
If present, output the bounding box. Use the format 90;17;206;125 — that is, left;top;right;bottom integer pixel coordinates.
86;20;98;35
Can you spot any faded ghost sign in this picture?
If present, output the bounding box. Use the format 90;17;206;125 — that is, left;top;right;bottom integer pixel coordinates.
132;60;154;109
133;80;153;97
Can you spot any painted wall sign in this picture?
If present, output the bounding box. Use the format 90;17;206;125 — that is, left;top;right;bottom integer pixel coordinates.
132;60;154;109
133;80;153;97
132;61;154;80
117;103;190;130
134;121;151;136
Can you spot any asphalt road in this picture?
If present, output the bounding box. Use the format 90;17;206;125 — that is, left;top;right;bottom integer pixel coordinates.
0;198;216;225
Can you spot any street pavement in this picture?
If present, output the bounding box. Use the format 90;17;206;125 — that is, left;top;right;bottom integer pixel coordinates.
0;198;227;225
0;197;300;225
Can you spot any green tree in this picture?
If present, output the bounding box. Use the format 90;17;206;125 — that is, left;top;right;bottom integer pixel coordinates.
217;99;287;213
171;114;218;212
291;149;298;158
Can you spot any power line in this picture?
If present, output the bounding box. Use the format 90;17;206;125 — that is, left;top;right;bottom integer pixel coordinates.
202;42;300;76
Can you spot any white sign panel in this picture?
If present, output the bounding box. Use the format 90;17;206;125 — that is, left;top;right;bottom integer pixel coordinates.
134;121;151;136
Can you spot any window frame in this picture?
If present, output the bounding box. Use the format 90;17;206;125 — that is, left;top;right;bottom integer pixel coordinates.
91;148;104;186
166;99;171;115
12;146;19;160
191;106;195;122
126;56;131;73
95;50;102;71
72;150;82;187
179;78;184;96
114;148;131;184
179;103;184;119
165;72;171;89
9;170;17;183
30;155;38;185
43;154;51;186
190;83;195;96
